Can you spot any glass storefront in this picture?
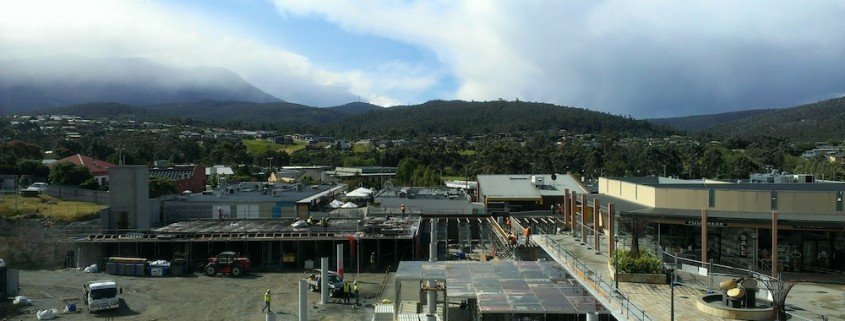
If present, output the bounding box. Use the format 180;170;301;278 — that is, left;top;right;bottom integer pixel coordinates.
647;220;845;273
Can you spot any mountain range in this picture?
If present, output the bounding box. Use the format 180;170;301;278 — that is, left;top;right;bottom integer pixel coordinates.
0;56;280;114
647;97;845;141
34;99;668;137
2;56;843;141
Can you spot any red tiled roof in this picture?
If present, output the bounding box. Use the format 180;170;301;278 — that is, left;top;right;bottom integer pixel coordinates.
57;154;115;176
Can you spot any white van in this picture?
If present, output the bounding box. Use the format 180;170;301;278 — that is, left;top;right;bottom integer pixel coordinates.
83;280;121;312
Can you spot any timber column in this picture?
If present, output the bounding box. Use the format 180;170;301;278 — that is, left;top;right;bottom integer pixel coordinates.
771;211;778;278
570;191;578;233
563;189;570;229
607;203;615;257
593;198;600;253
580;193;587;245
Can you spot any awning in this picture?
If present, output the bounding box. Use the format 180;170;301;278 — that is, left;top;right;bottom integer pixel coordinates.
346;187;374;197
329;199;345;208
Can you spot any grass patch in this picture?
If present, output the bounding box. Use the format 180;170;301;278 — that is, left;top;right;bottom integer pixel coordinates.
243;139;283;155
284;141;308;154
459;149;477;156
353;143;371;153
0;194;107;221
243;139;308;155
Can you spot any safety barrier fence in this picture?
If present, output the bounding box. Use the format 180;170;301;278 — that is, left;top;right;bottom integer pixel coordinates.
540;235;654;321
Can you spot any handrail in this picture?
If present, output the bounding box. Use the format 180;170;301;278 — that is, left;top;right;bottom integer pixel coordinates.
540;235;653;321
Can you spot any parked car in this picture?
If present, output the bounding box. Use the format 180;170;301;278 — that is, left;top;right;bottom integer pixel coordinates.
24;182;48;193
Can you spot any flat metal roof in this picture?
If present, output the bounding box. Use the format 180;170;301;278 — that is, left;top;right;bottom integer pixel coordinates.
395;261;603;314
76;217;422;242
478;174;588;200
375;195;482;215
162;184;343;203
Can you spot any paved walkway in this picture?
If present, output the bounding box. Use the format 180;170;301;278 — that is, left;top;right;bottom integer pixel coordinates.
535;234;725;321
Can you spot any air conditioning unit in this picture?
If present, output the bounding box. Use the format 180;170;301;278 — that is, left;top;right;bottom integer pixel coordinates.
531;175;544;186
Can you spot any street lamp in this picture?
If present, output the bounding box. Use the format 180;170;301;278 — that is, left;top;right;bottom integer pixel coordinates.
670;270;681;321
614;235;620;290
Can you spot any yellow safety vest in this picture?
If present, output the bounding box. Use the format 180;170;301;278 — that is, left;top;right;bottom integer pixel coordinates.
264;293;271;302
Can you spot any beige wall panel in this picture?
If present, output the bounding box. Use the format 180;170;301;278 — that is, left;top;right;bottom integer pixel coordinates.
777;191;838;213
715;190;769;211
655;188;708;209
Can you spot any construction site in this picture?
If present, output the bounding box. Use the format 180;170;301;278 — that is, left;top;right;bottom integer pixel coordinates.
5;170;844;321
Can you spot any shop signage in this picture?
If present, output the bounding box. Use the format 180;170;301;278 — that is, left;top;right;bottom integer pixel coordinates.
792;225;830;230
684;220;727;227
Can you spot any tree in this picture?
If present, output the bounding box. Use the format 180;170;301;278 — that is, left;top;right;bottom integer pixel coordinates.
149;177;177;198
701;147;724;178
728;155;759;179
49;162;93;186
16;160;50;178
396;157;421;184
86;139;115;161
54;139;82;158
0;140;43;162
79;178;100;190
762;274;797;321
255;149;290;169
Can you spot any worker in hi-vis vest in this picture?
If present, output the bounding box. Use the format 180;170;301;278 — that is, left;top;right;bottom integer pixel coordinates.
262;289;271;313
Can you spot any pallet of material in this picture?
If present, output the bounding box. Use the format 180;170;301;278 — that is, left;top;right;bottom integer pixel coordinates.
107;257;147;264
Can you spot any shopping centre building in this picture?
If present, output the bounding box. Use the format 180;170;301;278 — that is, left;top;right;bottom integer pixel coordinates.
592;175;845;274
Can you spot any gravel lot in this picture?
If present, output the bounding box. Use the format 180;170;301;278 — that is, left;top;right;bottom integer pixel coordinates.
2;269;391;321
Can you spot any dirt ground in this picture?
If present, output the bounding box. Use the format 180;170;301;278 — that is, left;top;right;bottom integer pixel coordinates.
2;269;392;321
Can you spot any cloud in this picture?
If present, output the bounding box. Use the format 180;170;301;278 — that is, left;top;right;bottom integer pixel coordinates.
273;0;845;117
0;0;419;107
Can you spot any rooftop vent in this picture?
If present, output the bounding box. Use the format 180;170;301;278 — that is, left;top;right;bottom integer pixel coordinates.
531;175;544;186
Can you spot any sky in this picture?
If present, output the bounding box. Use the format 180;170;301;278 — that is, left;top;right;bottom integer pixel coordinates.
1;1;845;117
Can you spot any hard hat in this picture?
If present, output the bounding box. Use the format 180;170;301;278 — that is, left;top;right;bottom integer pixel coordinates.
267;289;271;292
353;281;357;284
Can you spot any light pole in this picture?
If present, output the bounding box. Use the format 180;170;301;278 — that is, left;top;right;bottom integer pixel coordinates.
614;235;620;290
752;232;759;272
266;157;274;172
670;270;681;321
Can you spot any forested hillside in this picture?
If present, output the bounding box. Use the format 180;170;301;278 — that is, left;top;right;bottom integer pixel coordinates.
645;97;845;141
647;109;774;132
41;99;672;137
330;100;672;138
702;97;845;141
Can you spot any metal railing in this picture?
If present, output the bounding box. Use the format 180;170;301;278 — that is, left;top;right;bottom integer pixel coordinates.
541;235;654;321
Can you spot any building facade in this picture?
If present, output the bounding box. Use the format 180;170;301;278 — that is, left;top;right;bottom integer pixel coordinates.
594;176;845;273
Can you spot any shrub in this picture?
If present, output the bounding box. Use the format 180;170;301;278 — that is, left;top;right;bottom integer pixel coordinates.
612;249;663;274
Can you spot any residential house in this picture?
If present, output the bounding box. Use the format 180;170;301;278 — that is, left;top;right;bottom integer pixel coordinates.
54;154;115;186
149;165;207;193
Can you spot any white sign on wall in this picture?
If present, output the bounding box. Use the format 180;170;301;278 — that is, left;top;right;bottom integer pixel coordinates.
236;204;259;219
